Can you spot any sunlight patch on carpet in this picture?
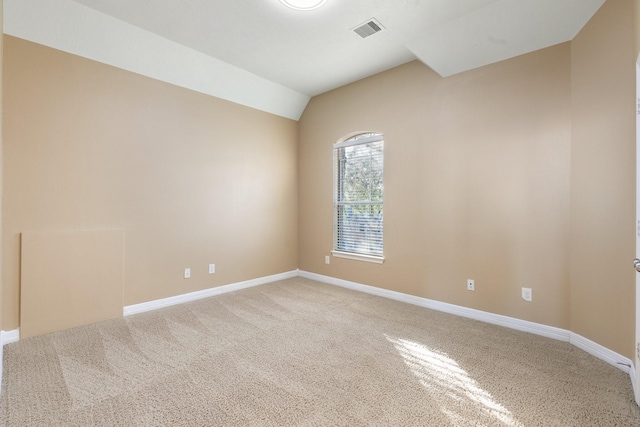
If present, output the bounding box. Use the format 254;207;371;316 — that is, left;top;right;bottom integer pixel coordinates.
386;335;523;426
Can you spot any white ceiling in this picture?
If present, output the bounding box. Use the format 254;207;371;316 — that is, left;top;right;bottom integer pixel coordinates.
70;0;604;95
408;0;606;77
4;0;606;119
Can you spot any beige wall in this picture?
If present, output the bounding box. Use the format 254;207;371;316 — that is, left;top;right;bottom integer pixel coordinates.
20;229;124;338
2;1;637;361
635;0;640;58
299;0;637;359
2;36;299;331
570;0;636;359
299;45;572;329
0;0;4;346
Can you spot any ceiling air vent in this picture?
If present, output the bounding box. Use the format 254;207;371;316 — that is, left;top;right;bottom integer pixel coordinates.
353;18;384;39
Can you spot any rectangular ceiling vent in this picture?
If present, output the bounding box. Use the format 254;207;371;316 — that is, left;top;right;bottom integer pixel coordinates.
353;18;384;39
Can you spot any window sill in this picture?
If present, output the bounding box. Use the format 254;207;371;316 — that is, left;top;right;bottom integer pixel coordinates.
331;251;385;264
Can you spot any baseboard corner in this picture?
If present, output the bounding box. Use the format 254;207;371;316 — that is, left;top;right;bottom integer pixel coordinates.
298;270;631;377
569;333;633;374
2;329;20;345
630;363;639;406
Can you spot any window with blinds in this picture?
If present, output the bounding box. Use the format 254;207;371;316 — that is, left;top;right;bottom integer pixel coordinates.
333;133;384;261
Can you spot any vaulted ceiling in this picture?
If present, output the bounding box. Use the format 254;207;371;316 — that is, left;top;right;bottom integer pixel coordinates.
4;0;606;119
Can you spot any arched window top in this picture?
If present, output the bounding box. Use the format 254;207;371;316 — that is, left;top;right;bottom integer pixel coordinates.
335;132;383;149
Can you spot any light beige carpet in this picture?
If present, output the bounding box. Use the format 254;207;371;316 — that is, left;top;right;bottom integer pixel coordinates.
1;277;639;426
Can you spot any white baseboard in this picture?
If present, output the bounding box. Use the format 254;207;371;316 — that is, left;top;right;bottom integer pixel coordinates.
298;270;635;377
2;271;299;344
2;268;637;405
631;364;639;406
299;270;571;342
123;270;298;316
2;329;20;345
569;333;633;373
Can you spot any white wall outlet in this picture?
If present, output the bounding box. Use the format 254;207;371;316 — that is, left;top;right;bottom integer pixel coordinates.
325;256;330;265
522;287;532;302
208;263;215;274
467;279;475;291
184;268;191;279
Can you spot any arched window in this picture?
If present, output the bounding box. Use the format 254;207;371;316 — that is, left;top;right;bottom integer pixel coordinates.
332;132;384;263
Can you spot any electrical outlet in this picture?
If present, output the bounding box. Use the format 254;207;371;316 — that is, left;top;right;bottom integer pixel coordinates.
184;268;191;279
522;287;532;302
325;256;330;264
208;264;215;274
467;279;475;291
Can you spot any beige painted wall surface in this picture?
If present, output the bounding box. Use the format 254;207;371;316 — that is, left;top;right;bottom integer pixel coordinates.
20;230;124;339
0;0;4;339
299;45;572;329
570;0;636;359
3;36;298;330
635;0;640;58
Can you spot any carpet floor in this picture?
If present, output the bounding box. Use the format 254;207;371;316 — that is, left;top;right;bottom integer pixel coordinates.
1;277;639;426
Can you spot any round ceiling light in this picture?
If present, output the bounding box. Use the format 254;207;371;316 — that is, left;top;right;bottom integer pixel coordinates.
280;0;328;11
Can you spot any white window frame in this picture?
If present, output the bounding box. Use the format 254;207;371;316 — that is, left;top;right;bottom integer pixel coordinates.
332;133;384;264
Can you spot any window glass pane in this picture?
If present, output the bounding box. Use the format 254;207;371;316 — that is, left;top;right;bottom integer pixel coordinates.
336;203;383;256
334;133;383;257
338;141;382;203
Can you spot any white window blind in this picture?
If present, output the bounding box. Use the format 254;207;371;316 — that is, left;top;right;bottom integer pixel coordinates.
333;133;383;258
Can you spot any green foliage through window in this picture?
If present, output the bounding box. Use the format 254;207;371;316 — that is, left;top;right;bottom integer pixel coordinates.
334;133;383;257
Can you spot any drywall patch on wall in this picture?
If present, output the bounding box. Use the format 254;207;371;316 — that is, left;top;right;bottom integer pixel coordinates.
2;35;299;330
3;0;309;120
20;229;124;339
4;270;300;341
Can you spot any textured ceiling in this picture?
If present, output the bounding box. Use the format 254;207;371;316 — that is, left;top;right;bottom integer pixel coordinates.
407;0;606;77
4;0;606;119
70;0;604;97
